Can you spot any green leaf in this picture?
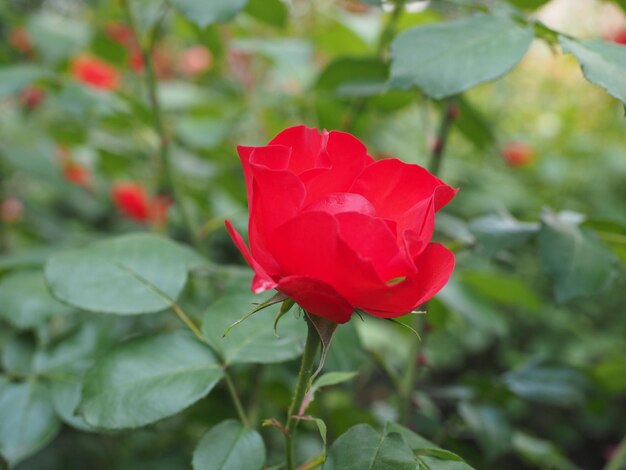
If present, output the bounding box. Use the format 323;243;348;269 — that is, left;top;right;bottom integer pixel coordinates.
312;371;358;391
0;270;74;330
461;271;541;311
202;294;305;365
384;422;475;469
469;213;539;255
192;419;266;470
452;96;496;150
79;331;223;429
539;211;618;303
245;0;288;28
560;36;626;105
458;403;512;461
0;380;61;467
316;57;389;97
503;363;588;407
298;416;328;445
50;381;92;431
506;0;551;9
324;424;417;470
2;336;36;377
390;15;534;99
170;0;248;28
306;312;339;382
0;65;51;99
45;234;193;315
512;432;579;470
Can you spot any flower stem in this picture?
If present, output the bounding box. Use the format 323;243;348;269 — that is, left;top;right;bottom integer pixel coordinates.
285;317;321;470
224;370;252;428
398;101;456;424
429;101;457;175
119;0;199;249
169;301;250;427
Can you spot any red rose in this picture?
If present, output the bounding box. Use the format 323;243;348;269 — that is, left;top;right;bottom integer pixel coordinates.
501;141;534;167
111;182;151;222
111;182;171;226
70;56;120;91
63;162;92;188
226;125;457;323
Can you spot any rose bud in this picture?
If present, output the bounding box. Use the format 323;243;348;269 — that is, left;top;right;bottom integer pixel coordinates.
501;141;535;167
111;182;151;222
19;86;46;110
226;125;458;323
70;55;121;91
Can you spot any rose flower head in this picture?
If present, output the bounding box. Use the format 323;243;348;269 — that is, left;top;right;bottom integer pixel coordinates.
226;125;458;324
70;55;120;91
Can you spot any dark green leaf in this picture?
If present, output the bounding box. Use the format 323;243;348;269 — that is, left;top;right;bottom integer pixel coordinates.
512;432;580;470
539;211;618;302
0;381;61;467
79;331;223;429
324;424;417;470
593;356;626;393
390;15;534;98
170;0;248;28
203;294;305;365
560;36;626;105
192;419;265;470
45;234;194;315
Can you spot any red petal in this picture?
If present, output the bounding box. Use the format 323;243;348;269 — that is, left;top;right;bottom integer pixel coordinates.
268;211;383;303
363;243;455;318
225;220;277;293
301;131;373;204
303;192;376;217
268;125;326;175
248;164;306;274
277;275;353;323
350;158;457;221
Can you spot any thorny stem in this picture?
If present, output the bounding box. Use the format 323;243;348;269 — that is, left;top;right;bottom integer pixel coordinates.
285;318;321;470
119;0;200;249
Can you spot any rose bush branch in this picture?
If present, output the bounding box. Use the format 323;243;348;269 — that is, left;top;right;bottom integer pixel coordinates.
119;0;199;247
171;300;251;427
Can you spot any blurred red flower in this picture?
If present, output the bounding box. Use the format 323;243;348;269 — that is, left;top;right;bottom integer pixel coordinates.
111;182;171;226
0;198;24;224
612;29;626;45
9;27;33;55
105;22;135;46
63;162;92;188
178;46;212;77
70;56;120;91
501;141;535;167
